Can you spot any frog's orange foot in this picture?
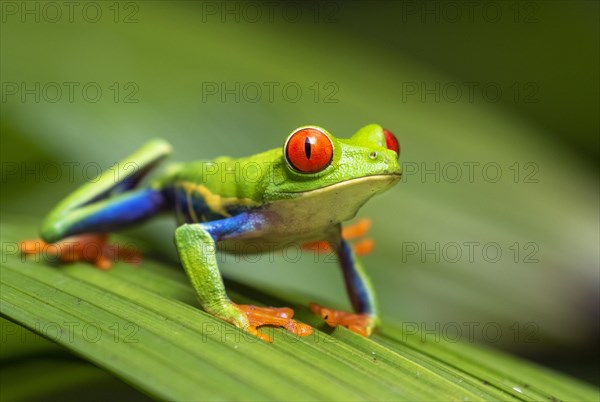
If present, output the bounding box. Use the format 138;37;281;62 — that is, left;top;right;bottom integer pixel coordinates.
310;303;375;337
19;234;141;270
236;304;313;342
302;218;374;256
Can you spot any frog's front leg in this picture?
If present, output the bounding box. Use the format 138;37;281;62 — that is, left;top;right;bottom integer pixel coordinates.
311;228;379;337
174;213;312;343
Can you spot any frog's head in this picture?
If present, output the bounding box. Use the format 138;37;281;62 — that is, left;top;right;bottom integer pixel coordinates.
266;125;401;220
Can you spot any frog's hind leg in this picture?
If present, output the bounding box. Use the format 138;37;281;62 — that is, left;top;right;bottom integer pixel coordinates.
40;139;172;241
20;139;172;269
21;188;167;269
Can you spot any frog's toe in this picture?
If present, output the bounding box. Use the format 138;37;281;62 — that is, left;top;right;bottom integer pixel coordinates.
351;239;374;256
236;304;313;340
341;218;371;240
310;303;375;337
19;234;141;270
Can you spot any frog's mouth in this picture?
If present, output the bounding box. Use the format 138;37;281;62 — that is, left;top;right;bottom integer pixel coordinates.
283;173;402;196
268;173;402;227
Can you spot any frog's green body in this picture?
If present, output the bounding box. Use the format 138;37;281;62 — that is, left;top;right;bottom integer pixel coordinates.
24;125;401;341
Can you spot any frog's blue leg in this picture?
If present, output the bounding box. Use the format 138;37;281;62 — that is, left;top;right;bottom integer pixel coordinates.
310;233;379;337
337;239;378;317
41;188;167;242
175;213;312;343
40;139;172;242
20;140;171;268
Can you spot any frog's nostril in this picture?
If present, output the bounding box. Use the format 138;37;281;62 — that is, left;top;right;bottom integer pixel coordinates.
368;151;378;160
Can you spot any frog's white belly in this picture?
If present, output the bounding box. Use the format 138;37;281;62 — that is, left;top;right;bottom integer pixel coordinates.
217;174;400;252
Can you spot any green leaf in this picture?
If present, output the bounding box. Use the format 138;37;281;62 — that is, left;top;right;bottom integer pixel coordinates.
1;218;598;401
1;1;598;354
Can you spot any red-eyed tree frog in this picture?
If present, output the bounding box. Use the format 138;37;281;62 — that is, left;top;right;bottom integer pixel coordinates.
20;125;402;342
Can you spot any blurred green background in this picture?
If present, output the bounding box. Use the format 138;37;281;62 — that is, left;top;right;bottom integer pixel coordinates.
1;0;598;391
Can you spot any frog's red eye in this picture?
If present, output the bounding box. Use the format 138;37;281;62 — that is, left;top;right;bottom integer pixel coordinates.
285;128;333;174
383;128;400;157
